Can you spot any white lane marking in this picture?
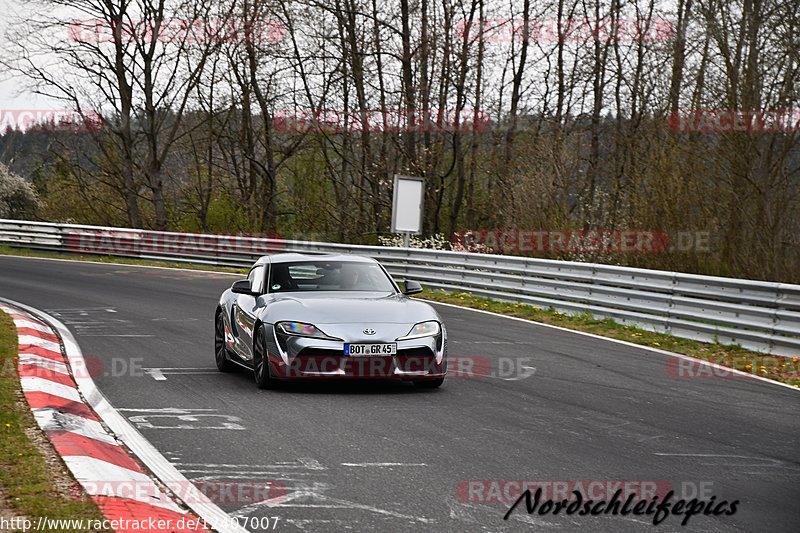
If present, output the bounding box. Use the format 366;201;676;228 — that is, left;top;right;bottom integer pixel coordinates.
655;453;750;457
126;413;246;430
743;471;800;477
298;458;325;470
141;368;217;371
2;298;248;533
637;435;664;443
18;354;69;374
499;365;538;381
455;340;523;344
80;334;154;337
448;501;479;524
182;470;321;477
20;376;82;402
182;462;332;499
117;408;216;413
189;473;329;490
143;368;222;381
510;513;562;527
13;318;52;333
446;365;537;381
46;307;116;311
44;308;152;337
32;408;118;445
654;453;796;469
175;462;327;470
145;369;166;381
341;462;427;467
233;489;435;523
284;519;338;531
150;372;219;376
17;335;61;352
63;456;184;513
423;299;800;393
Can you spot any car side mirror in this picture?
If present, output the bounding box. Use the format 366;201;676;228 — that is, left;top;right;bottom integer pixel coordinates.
231;279;254;295
402;279;423;295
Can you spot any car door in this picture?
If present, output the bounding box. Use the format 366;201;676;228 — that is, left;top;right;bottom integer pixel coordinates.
233;264;265;363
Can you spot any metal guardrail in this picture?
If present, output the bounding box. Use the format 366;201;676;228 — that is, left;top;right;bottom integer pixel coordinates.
1;218;799;356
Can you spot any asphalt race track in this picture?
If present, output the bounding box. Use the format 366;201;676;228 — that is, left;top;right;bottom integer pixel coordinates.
1;255;798;532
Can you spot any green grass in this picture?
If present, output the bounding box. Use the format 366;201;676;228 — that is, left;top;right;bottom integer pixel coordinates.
0;311;109;531
417;288;800;388
1;244;798;388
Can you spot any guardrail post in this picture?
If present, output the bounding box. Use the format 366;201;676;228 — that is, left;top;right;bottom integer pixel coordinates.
666;272;677;336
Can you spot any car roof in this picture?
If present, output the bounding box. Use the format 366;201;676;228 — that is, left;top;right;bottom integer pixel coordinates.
255;253;379;265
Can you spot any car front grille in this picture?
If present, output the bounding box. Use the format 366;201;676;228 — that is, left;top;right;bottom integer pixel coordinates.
292;346;439;375
395;347;436;372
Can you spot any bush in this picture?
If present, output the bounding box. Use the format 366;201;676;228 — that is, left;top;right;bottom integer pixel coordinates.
0;163;40;219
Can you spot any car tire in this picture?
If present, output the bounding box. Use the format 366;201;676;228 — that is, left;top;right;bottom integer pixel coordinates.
253;326;276;389
214;312;235;373
413;377;445;389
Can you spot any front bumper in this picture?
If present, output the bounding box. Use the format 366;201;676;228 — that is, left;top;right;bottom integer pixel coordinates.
265;323;446;380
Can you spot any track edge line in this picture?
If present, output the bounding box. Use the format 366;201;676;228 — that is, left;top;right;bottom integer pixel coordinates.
422;298;800;393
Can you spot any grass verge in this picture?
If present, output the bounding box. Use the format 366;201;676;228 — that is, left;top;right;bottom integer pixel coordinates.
1;245;797;388
417;288;800;388
0;311;108;531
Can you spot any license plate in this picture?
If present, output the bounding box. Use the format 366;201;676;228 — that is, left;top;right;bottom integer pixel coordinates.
344;343;397;356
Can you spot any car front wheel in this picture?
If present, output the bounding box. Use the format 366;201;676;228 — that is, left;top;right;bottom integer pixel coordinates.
253;326;275;389
215;312;234;373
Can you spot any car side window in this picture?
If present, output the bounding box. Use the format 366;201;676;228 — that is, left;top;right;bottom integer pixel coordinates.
248;265;265;294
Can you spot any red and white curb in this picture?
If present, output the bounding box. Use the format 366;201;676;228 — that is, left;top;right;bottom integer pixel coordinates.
1;298;248;533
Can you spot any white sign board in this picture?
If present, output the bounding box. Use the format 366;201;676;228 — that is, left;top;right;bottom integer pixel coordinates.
391;175;424;234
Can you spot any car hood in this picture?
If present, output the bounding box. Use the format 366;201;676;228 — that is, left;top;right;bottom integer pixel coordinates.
260;291;440;325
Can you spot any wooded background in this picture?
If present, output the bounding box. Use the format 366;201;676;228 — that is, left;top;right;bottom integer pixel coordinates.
0;0;798;282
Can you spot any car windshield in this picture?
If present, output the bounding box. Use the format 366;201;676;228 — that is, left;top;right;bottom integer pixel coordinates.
268;261;396;293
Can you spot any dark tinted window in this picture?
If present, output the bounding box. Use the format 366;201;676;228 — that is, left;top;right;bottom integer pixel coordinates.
268;261;395;293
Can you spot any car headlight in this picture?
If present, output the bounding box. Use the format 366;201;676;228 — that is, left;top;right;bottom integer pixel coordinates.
397;321;441;340
276;321;340;340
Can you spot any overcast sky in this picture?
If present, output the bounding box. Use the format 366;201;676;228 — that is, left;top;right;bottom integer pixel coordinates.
1;0;64;110
0;0;678;121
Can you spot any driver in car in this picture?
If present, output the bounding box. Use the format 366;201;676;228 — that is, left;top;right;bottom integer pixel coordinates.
339;264;360;290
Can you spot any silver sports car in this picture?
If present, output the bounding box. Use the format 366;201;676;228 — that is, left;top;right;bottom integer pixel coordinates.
214;253;447;388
